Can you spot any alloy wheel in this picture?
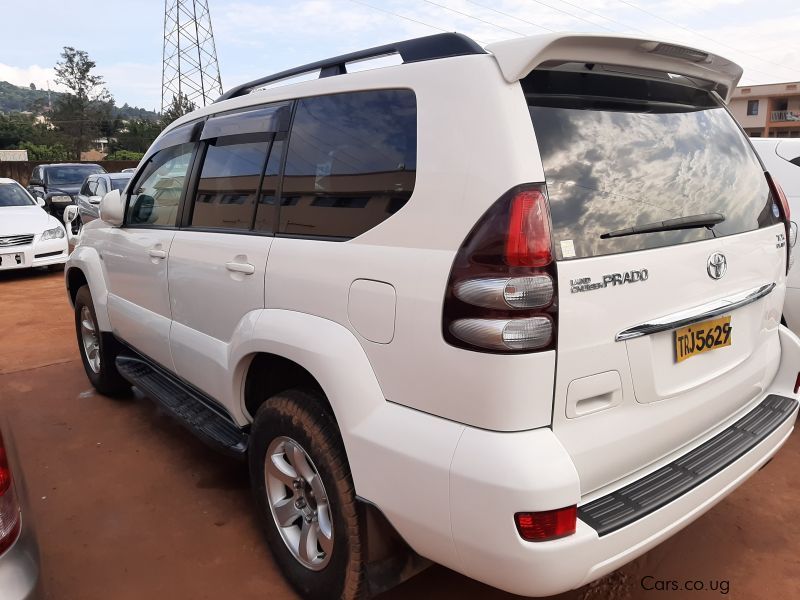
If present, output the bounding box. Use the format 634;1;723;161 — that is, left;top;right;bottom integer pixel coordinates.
265;436;334;570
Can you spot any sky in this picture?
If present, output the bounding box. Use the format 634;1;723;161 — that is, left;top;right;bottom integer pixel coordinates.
1;0;799;110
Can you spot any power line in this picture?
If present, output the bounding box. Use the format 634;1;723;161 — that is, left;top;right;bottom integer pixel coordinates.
616;0;800;81
522;0;618;33
422;0;527;36
550;0;649;34
465;1;556;33
348;0;452;36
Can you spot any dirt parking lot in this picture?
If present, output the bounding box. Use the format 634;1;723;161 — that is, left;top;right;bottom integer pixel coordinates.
2;268;800;600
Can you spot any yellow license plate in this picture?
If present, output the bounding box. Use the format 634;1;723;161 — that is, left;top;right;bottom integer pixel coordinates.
674;316;732;363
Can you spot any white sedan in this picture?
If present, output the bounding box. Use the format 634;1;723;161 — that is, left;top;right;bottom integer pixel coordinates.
0;177;68;271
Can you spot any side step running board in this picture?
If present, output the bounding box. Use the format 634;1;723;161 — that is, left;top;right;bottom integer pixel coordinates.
116;355;248;458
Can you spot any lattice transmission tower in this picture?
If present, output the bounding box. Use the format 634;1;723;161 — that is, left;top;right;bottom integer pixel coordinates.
161;0;223;112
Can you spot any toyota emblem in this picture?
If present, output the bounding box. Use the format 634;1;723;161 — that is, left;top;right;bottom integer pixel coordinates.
707;252;727;280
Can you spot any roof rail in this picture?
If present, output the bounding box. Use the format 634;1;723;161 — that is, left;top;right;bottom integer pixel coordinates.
215;32;486;103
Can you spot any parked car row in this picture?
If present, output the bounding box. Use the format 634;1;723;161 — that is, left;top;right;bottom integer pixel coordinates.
63;32;800;600
27;163;105;221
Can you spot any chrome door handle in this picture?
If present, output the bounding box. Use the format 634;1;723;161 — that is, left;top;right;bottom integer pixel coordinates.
225;261;255;275
148;248;167;259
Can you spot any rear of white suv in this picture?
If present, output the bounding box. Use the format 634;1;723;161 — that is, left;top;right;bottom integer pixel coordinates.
65;32;799;599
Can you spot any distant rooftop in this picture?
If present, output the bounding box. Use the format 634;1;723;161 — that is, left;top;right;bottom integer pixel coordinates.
733;81;800;98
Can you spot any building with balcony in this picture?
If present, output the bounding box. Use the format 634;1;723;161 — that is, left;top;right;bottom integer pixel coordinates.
729;81;800;138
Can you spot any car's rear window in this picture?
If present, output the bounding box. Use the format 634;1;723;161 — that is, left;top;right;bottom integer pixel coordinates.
525;70;778;260
110;177;131;192
46;165;105;186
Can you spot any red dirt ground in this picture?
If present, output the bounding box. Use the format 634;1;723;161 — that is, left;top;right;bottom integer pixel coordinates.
1;268;799;599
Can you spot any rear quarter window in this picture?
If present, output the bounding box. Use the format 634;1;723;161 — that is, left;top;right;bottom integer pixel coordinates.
278;89;417;239
525;70;778;260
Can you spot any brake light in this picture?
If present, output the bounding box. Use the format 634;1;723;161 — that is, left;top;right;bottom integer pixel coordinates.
442;184;557;353
515;506;577;541
766;172;792;274
0;431;20;555
505;189;552;267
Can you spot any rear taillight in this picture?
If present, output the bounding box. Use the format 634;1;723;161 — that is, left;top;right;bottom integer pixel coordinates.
515;506;577;542
442;184;557;353
766;172;792;274
0;432;21;555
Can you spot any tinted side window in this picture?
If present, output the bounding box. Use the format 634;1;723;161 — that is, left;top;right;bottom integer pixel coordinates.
279;90;417;239
190;134;269;230
254;138;284;232
95;179;108;196
791;156;800;167
126;143;194;227
80;179;92;195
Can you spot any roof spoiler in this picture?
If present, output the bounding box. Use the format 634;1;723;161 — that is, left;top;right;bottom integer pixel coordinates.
486;34;743;102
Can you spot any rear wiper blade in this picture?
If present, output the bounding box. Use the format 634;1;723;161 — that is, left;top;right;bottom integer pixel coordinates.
600;213;725;239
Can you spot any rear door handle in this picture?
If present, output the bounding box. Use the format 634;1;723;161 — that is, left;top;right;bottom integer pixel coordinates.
148;248;168;259
225;261;255;275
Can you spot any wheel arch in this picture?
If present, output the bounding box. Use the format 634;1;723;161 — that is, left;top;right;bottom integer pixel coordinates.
231;309;387;453
65;246;112;331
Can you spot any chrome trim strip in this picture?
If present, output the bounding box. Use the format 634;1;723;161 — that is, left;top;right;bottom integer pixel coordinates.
615;283;776;342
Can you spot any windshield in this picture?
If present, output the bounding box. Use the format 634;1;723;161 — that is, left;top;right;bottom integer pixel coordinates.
0;183;35;207
46;165;105;186
525;70;777;260
110;177;131;192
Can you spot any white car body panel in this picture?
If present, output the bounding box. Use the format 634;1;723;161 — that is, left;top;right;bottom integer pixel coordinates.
102;227;176;371
751;138;800;332
168;230;273;404
64;33;800;598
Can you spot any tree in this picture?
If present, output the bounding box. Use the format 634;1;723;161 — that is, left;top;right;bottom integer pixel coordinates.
0;114;34;149
51;47;113;160
19;141;70;161
105;149;144;161
113;119;163;154
161;93;196;128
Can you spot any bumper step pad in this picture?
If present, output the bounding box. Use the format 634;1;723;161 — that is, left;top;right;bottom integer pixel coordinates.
116;355;248;457
579;394;797;536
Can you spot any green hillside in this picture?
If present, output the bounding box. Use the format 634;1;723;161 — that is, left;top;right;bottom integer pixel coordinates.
0;80;159;120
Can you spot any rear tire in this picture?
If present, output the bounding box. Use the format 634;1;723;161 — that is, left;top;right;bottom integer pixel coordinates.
74;285;130;396
249;389;365;600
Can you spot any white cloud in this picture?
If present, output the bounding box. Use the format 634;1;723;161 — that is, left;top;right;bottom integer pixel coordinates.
0;63;63;93
102;62;163;110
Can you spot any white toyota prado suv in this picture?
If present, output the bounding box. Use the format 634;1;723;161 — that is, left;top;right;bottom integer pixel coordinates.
65;33;800;599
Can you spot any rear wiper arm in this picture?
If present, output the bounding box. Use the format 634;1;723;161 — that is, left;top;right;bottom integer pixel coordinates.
600;213;725;239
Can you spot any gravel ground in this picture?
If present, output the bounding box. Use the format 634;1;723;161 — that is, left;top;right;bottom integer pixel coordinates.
1;267;799;600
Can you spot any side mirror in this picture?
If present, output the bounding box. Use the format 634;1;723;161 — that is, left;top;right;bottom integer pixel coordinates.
99;190;124;227
64;204;78;224
63;205;80;245
89;195;102;204
36;198;45;208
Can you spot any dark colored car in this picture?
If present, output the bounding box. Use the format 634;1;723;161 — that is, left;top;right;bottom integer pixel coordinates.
0;424;41;599
27;164;106;220
74;173;132;232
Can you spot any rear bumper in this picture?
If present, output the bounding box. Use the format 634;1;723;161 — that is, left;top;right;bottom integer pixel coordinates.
357;327;800;597
0;515;42;600
449;395;795;597
446;325;800;597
